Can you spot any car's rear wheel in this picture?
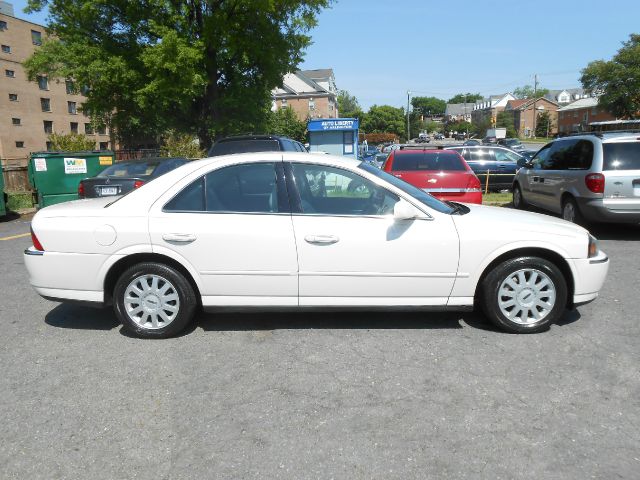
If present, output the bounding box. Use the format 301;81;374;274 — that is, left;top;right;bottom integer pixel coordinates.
481;256;567;333
113;262;197;338
512;184;527;209
562;197;584;225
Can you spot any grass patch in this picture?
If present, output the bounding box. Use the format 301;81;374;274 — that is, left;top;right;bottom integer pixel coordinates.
483;192;512;206
6;191;34;211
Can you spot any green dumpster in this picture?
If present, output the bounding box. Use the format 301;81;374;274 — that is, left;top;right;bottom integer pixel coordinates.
0;161;6;217
28;151;115;208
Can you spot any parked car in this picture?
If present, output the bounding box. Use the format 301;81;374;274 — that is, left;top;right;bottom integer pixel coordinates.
415;136;431;144
78;157;188;199
208;134;307;156
513;132;640;224
520;149;538;161
454;133;466;141
381;143;401;153
463;139;480;146
433;133;445;140
482;136;498;145
445;146;527;192
498;138;526;152
382;149;482;204
25;152;608;338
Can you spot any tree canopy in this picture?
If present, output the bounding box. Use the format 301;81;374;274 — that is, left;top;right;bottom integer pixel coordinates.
513;85;549;100
581;34;640;119
361;105;405;139
337;89;363;119
267;107;307;143
447;93;482;104
24;0;331;147
411;96;446;115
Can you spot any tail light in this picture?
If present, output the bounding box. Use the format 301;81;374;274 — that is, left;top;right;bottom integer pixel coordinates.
31;227;44;251
467;174;482;192
133;180;145;189
585;173;605;194
78;182;85;198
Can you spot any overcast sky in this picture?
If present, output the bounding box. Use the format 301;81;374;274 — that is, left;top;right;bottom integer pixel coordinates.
12;0;640;109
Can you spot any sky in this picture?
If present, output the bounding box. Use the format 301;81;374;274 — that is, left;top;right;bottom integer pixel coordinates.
9;0;640;110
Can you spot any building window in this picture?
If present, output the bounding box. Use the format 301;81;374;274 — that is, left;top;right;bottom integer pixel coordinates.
45;141;53;151
97;125;107;135
37;75;48;90
70;122;78;133
15;141;24;148
591;107;598;115
1;45;10;53
0;21;7;31
9;93;17;101
43;120;53;134
40;98;51;112
5;69;15;78
308;98;315;110
65;79;76;95
67;101;77;114
12;118;21;126
31;30;42;46
99;142;109;150
85;123;94;135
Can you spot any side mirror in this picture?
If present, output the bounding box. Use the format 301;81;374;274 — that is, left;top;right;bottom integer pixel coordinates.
393;200;419;220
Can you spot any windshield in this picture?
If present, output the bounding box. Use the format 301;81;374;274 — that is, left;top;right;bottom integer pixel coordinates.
359;163;455;214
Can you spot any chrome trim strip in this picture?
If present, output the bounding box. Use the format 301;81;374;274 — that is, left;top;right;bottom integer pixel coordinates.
24;248;44;256
299;271;459;278
200;270;295;276
422;188;481;193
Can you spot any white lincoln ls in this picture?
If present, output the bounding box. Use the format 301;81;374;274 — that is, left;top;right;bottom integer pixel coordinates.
24;153;609;338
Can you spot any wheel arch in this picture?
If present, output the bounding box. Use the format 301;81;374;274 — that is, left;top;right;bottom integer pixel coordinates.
103;253;202;306
474;247;575;308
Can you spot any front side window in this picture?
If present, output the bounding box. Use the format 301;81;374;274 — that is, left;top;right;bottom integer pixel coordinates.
292;163;399;216
165;163;280;214
544;139;579;170
494;149;521;162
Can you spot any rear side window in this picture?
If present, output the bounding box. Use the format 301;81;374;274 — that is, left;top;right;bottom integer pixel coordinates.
391;152;466;171
209;139;280;156
603;142;640;170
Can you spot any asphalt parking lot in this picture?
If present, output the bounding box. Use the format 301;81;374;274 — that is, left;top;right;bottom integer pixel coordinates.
1;211;639;479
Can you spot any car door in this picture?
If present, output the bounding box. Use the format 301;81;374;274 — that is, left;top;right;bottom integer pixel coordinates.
492;148;523;190
467;148;497;192
518;144;551;207
148;158;298;306
286;162;460;306
536;140;578;212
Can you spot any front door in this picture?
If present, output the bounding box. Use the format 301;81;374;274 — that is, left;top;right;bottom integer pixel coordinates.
287;162;460;306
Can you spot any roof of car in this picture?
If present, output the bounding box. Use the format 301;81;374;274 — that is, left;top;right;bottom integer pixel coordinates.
562;131;640;143
215;134;293;142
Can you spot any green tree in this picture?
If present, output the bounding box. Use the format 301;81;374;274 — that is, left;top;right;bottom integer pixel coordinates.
47;132;96;151
24;0;331;148
581;34;640;119
447;93;482;104
267;107;307;143
160;130;205;159
337;89;363;119
411;96;446;116
496;111;517;137
513;85;550;99
446;120;473;135
535;111;552;137
361;105;405;139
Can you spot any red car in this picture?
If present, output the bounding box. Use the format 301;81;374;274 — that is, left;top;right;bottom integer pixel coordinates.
382;149;482;204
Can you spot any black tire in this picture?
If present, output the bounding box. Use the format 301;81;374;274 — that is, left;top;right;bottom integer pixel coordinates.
113;262;197;339
480;256;568;334
512;183;527;209
561;197;585;225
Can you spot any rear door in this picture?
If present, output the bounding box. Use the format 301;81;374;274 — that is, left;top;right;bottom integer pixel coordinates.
602;141;640;211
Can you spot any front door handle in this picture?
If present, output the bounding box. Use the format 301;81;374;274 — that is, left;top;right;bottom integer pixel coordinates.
162;233;197;243
304;234;339;245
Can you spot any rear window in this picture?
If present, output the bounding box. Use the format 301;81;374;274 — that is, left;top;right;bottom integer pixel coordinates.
391;152;465;171
209;139;280;156
603;142;640;170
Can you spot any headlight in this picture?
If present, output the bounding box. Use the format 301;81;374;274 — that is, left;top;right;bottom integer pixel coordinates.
588;234;598;258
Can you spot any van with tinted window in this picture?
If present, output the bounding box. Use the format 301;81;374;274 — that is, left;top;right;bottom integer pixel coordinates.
512;132;640;224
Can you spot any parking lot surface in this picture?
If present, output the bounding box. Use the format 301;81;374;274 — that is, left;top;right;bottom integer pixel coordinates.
1;213;639;479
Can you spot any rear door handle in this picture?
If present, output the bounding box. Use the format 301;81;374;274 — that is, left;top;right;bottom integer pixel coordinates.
162;233;197;243
304;234;339;245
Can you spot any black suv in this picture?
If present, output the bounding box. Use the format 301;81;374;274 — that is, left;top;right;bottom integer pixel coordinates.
208;135;307;156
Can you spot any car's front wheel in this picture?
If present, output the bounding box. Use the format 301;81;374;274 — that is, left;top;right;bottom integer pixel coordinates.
481;256;568;333
113;262;197;338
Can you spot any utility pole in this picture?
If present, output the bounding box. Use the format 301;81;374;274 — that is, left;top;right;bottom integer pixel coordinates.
407;91;411;142
532;74;538;138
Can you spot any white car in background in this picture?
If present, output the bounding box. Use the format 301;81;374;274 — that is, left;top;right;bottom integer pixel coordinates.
24;153;609;338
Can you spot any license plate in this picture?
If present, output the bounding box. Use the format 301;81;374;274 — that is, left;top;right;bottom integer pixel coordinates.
99;186;118;196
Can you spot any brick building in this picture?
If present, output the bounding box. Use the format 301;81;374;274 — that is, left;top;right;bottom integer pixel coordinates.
471;93;515;127
556;97;616;134
0;6;111;162
505;97;559;137
272;69;338;122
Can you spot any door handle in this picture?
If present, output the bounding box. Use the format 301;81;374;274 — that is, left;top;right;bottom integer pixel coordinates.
304;234;339;245
162;233;197;243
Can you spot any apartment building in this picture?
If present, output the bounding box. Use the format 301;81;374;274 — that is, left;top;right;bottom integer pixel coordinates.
272;69;339;122
0;7;111;161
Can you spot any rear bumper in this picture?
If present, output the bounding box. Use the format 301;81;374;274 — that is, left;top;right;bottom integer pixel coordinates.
570;251;609;306
577;197;640;223
431;191;482;204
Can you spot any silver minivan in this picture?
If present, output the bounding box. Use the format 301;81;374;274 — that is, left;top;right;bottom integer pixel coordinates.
513;132;640;224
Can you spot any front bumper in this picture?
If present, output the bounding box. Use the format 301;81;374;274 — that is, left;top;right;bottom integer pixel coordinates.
570;250;609;306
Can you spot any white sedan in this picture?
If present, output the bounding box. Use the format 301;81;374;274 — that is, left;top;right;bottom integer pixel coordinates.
24;153;609;338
